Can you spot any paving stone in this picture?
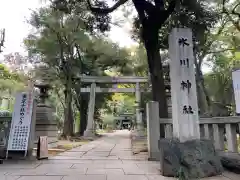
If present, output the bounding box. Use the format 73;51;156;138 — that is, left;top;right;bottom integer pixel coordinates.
122;160;137;164
0;163;39;169
72;163;105;169
92;160;122;164
7;169;47;176
223;171;240;180
1;131;239;180
63;175;107;180
67;150;87;152
58;152;85;157
18;176;63;180
36;163;73;169
3;160;40;165
136;165;160;175
0;170;8;175
46;168;87;175
84;153;109;157
146;175;176;180
81;156;113;160
201;175;231;180
122;167;146;175
105;163;138;169
136;163;160;170
41;159;93;164
0;176;21;180
107;175;148;180
49;156;83;160
86;168;124;175
91;151;110;153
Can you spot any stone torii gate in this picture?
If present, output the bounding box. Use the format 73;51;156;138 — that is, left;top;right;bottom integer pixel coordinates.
79;76;149;137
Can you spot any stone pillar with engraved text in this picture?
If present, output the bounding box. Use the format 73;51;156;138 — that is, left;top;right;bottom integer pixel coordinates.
169;28;200;141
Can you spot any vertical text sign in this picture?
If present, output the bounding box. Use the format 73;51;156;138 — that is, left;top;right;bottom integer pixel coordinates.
7;91;34;151
232;70;240;113
169;28;200;141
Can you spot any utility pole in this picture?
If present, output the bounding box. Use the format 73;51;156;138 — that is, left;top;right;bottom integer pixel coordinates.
0;29;5;53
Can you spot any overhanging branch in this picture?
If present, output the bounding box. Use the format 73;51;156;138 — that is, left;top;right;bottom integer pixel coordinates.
87;0;129;14
165;0;176;16
158;0;176;25
232;2;240;17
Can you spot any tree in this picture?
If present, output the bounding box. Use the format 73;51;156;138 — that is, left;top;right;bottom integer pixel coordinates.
25;5;132;136
52;0;179;117
131;0;221;114
222;0;240;32
203;20;240;116
53;0;223;117
0;64;26;110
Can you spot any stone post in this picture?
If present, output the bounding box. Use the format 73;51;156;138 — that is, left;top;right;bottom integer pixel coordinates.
146;101;160;160
169;28;200;141
135;82;144;133
84;83;96;137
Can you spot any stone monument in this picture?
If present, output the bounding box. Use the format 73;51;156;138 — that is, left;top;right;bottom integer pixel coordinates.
169;28;200;141
34;82;58;147
158;28;223;178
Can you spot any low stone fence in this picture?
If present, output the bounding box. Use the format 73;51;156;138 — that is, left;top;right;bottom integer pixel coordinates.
160;116;240;153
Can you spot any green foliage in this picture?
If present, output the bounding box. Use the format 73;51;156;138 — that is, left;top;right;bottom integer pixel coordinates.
0;64;26;111
203;22;240;114
24;4;133;135
101;113;114;129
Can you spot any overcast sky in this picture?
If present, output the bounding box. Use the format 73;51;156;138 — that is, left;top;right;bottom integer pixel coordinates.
0;0;135;56
0;0;211;72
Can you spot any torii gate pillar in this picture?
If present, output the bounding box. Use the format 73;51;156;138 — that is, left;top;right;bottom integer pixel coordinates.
135;82;144;135
84;83;96;137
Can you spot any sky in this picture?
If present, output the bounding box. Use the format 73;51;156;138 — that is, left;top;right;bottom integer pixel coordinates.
0;0;211;72
0;0;135;56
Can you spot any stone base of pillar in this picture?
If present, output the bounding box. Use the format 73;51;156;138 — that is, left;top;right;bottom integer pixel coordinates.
35;105;58;148
84;129;95;138
135;129;145;137
158;138;223;178
132;128;145;138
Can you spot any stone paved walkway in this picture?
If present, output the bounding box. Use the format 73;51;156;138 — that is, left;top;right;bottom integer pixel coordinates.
0;130;239;180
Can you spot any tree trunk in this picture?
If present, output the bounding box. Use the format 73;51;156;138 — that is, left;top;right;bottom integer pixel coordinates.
195;62;212;115
79;94;89;135
196;82;207;115
144;29;168;118
63;79;74;137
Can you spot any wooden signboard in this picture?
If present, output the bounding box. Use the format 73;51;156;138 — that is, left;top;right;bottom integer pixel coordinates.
37;136;48;160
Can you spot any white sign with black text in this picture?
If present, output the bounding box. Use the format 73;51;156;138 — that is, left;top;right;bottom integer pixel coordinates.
7;91;34;152
232;70;240;114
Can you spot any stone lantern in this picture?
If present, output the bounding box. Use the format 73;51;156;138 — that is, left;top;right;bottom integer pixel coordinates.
34;81;58;147
34;82;51;105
